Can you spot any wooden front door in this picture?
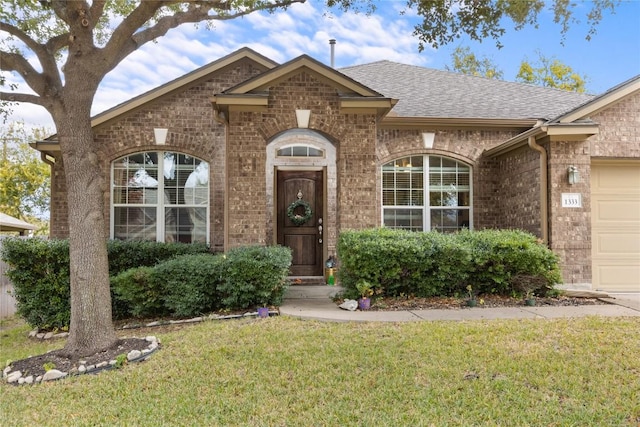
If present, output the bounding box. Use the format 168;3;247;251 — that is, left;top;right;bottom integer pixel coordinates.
277;170;323;276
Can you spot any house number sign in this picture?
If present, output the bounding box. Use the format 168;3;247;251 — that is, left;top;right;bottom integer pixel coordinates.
561;193;582;208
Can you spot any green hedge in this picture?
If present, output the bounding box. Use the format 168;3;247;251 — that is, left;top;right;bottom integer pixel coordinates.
2;238;292;328
337;229;562;299
1;238;210;329
111;245;292;319
218;245;293;309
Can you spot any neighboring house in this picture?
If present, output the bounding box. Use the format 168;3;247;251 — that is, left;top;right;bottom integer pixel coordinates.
1;213;37;318
0;212;37;235
31;48;640;292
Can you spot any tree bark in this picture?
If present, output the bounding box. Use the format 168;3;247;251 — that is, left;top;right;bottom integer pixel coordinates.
57;102;118;356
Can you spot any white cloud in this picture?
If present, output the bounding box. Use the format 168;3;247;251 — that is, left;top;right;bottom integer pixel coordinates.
3;0;637;130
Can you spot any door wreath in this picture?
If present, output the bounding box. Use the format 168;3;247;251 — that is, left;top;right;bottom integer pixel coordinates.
287;199;313;226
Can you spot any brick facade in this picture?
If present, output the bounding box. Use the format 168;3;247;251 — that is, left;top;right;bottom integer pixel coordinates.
547;139;592;285
43;51;639;288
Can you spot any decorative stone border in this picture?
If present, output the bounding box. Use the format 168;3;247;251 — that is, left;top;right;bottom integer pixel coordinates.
3;336;160;385
5;310;278;385
27;309;279;341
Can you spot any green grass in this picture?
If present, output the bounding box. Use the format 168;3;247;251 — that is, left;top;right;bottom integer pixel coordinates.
2;316;639;426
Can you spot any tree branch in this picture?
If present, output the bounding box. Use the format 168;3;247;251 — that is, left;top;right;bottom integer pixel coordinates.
0;51;49;97
89;1;107;29
0;22;46;55
0;15;65;91
0;91;44;107
101;0;304;74
132;0;306;46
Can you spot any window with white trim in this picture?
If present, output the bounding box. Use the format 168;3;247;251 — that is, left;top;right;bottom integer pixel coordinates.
382;155;471;232
111;151;209;243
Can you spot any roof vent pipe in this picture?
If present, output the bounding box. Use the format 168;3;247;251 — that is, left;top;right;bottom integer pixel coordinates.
329;39;336;68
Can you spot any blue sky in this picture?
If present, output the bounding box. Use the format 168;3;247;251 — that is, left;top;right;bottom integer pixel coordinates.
7;0;640;130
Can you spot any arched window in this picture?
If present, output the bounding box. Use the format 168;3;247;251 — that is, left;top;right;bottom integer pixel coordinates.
111;151;209;243
276;144;324;158
382;155;471;232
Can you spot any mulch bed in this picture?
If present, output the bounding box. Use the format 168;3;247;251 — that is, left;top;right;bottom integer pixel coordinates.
368;295;608;311
6;337;152;381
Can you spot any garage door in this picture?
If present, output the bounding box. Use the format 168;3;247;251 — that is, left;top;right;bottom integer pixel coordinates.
591;161;640;292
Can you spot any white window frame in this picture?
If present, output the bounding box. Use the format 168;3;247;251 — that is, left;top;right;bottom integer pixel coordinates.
381;155;473;232
276;144;325;158
110;151;210;243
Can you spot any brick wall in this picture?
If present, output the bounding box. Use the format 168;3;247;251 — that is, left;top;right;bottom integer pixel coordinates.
49;59;265;252
49;155;68;238
547;139;592;285
491;145;542;236
590;92;640;158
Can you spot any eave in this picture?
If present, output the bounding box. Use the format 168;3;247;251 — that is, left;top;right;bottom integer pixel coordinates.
379;116;538;130
484;122;600;157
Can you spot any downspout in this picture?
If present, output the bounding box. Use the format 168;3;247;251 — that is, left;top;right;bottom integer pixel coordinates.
527;136;548;244
40;152;55;167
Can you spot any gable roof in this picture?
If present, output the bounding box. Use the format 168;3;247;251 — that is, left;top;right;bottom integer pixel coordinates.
551;74;640;123
484;73;640;157
90;47;278;128
0;212;37;233
213;54;396;118
339;60;595;120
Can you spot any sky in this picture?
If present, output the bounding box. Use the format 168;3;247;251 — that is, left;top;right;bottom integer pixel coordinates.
5;0;640;132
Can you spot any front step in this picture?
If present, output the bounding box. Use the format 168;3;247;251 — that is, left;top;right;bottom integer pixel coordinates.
289;276;327;286
285;285;343;300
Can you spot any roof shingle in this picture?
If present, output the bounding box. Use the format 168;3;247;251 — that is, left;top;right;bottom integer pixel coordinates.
340;60;595;120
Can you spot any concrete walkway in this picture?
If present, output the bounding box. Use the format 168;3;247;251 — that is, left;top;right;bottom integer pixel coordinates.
280;286;640;322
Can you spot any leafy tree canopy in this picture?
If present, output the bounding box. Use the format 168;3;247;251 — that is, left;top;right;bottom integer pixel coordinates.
445;46;504;80
0;122;51;234
516;51;588;93
408;0;618;50
447;46;588;93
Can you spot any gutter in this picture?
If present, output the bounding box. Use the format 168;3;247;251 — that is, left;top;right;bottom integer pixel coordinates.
527;136;549;245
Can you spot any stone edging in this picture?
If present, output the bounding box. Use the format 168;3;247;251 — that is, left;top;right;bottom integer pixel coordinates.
3;336;160;385
4;309;278;385
27;309;279;341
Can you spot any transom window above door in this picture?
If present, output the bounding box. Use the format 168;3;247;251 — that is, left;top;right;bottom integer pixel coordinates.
111;151;209;243
276;145;324;158
382;155;471;232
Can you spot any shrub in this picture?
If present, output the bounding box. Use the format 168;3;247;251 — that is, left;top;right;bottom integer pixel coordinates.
107;240;210;275
155;253;223;318
456;229;562;295
337;228;562;299
218;245;292;309
1;238;70;330
1;238;210;329
111;266;164;318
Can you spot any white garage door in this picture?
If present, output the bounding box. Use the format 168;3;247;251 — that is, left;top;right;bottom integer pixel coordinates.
591;161;640;292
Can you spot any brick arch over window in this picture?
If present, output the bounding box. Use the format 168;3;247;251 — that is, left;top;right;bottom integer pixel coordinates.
381;154;472;232
110;151;210;244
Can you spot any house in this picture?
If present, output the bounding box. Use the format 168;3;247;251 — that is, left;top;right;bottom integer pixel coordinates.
31;48;640;292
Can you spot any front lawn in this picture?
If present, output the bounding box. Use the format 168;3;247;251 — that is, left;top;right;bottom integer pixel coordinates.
2;316;639;426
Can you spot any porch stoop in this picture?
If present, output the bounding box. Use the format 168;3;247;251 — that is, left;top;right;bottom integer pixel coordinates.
289;276;327;286
284;285;343;300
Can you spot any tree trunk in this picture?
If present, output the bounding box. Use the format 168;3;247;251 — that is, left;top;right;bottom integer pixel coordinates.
57;109;118;356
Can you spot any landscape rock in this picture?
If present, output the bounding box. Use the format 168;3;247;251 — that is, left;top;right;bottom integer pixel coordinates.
339;299;358;311
7;371;22;383
127;350;142;361
42;369;67;382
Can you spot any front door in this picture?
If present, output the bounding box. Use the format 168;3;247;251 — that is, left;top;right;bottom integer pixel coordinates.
277;170;323;276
